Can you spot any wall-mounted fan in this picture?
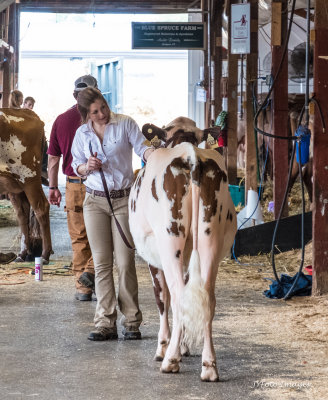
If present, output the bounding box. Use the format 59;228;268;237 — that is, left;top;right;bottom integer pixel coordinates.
262;42;313;83
262;49;294;77
289;42;313;83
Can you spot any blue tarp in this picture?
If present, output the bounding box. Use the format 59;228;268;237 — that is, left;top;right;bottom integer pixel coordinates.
263;272;312;299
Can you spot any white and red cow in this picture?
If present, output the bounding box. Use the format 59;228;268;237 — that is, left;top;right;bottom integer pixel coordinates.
0;108;52;263
129;117;237;381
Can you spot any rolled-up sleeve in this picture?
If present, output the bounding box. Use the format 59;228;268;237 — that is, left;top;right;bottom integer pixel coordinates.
126;117;149;160
47;118;62;156
71;128;88;177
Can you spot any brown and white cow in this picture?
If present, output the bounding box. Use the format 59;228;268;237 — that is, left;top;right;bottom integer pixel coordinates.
0;108;52;263
129;117;237;381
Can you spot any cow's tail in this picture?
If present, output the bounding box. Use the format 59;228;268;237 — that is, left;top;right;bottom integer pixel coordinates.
179;178;210;350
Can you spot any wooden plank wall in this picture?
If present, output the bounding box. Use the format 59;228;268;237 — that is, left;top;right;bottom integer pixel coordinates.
313;0;328;295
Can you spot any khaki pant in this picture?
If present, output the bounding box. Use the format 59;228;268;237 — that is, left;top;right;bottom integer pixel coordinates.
65;181;94;294
83;192;142;329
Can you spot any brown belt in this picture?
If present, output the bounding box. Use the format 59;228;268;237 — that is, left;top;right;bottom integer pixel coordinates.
86;186;131;199
67;176;86;184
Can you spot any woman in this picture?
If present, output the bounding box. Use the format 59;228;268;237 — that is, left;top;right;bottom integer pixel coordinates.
9;90;24;108
71;87;153;341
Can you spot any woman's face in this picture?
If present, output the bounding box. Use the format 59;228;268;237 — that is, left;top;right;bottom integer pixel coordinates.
88;99;109;126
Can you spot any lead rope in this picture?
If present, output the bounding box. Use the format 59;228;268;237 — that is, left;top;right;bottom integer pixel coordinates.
89;142;135;250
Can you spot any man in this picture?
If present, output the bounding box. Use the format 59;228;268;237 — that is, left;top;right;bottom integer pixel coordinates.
47;75;97;301
23;96;36;110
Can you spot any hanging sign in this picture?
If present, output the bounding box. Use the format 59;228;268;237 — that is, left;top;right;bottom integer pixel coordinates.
231;3;251;54
132;22;205;50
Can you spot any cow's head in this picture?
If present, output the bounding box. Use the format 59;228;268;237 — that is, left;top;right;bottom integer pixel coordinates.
142;116;221;149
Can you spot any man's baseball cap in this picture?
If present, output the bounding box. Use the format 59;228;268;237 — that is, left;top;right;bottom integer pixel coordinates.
74;75;98;92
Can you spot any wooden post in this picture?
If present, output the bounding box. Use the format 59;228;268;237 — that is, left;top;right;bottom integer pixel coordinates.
8;2;19;87
245;0;258;196
312;0;328;295
211;0;223;122
202;0;210;128
227;0;239;185
272;0;289;219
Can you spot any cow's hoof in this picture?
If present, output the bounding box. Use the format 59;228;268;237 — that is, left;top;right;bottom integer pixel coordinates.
154;355;163;362
0;252;16;264
42;258;49;265
14;256;25;263
160;358;180;373
201;362;219;382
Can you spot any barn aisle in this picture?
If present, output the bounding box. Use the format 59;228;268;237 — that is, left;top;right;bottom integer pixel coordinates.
0;184;327;400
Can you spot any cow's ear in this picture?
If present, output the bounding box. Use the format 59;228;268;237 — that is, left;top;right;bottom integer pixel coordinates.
142;124;167;143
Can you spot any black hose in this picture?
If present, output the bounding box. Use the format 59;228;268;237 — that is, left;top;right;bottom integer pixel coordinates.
283;140;308;299
254;0;298;141
270;140;297;284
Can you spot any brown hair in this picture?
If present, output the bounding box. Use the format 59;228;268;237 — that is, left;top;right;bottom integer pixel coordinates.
9;90;24;108
23;96;36;106
77;87;110;124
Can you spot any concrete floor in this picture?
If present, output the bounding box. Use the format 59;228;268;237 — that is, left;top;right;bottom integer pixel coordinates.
0;182;319;400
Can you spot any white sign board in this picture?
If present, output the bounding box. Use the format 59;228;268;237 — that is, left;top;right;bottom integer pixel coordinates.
231;3;251;54
196;87;207;103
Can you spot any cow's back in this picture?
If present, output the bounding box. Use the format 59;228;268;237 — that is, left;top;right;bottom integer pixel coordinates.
0;108;45;194
129;143;236;269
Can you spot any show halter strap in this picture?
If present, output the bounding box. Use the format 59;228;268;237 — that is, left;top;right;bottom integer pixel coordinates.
89;142;135;250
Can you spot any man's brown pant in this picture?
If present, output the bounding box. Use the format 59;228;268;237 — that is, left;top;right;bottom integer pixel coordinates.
65;179;94;294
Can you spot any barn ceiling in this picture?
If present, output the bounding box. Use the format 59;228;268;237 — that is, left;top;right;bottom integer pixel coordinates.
18;0;202;14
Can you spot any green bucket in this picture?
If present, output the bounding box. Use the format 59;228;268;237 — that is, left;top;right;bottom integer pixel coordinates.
229;184;245;207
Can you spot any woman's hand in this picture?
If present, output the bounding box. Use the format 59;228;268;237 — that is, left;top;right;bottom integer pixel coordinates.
86;151;102;172
144;147;155;161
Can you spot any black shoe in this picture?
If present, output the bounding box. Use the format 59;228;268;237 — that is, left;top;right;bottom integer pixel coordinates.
78;272;95;292
122;326;142;340
75;292;92;301
88;327;118;341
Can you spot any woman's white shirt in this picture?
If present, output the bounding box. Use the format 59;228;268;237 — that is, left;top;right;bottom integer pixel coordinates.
71;112;148;191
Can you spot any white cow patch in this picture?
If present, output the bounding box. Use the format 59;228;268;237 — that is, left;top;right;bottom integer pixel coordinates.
0;135;36;183
0;111;25;124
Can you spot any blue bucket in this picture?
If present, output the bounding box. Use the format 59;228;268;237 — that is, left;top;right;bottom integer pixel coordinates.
295;126;311;165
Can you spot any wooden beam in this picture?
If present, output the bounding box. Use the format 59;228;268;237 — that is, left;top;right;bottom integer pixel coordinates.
312;0;328;295
245;0;258;196
271;2;282;46
272;0;289;219
0;0;15;14
19;0;200;14
8;3;19;87
211;0;223;122
227;0;239;185
294;8;315;22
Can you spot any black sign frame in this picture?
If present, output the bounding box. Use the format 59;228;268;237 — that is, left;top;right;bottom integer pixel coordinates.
132;22;205;50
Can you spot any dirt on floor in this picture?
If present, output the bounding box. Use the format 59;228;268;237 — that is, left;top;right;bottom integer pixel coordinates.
1;181;326;399
1;241;327;399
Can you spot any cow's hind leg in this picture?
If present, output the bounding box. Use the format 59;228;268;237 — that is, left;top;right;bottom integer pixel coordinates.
24;184;53;263
149;265;171;361
159;258;185;374
199;257;221;382
9;192;31;261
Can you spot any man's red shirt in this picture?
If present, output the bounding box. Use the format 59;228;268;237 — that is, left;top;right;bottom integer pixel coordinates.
47;105;81;177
